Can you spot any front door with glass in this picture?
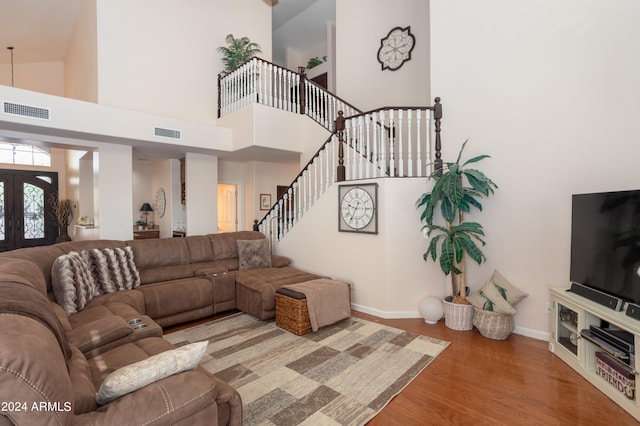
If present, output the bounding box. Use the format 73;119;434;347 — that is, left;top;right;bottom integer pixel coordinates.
0;170;58;251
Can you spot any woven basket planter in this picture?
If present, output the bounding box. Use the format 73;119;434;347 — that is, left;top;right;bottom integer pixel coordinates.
473;307;515;340
442;300;474;331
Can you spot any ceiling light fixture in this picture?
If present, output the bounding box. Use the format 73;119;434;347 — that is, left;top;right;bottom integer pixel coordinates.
6;46;14;87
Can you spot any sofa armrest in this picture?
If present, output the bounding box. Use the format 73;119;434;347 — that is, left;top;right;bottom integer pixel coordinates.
67;316;132;353
271;255;291;268
75;371;218;425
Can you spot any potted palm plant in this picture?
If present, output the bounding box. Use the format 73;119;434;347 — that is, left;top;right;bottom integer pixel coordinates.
416;139;497;330
217;34;262;76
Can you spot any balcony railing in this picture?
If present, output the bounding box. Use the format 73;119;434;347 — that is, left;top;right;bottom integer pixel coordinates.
218;58;443;243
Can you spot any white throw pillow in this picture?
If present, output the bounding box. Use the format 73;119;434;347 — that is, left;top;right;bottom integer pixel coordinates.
51;251;98;315
468;282;516;315
96;341;208;405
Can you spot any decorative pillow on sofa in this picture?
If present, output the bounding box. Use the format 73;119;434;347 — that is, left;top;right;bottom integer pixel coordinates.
96;341;208;405
51;251;99;315
468;282;516;315
82;247;141;293
237;239;272;270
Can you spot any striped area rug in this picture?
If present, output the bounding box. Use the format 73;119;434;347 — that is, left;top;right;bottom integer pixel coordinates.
164;313;450;425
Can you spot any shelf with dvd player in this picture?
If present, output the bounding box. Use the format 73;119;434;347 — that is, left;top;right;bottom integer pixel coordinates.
550;288;639;421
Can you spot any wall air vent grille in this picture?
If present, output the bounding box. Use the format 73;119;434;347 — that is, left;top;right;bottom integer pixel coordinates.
2;101;51;120
154;127;181;139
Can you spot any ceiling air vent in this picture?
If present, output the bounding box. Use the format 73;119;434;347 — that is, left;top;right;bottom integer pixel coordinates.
2;101;51;120
154;127;181;139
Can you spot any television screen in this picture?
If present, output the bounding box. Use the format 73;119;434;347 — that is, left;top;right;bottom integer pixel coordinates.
570;190;640;304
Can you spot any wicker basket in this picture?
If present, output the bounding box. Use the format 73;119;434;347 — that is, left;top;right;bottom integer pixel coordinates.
473;307;514;340
275;292;312;336
442;300;474;331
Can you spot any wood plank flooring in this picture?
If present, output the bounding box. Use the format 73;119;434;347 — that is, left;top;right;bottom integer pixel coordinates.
351;311;637;426
167;311;638;425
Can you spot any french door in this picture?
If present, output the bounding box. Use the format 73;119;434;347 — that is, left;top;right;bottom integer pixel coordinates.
0;170;58;251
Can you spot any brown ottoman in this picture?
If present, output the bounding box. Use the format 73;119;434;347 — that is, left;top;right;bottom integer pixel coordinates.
275;279;351;335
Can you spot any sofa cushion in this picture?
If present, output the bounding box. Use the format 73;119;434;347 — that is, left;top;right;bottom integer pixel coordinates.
0;257;49;296
0;314;75;425
0;245;65;293
126;239;191;284
51;251;98;315
138;277;214;319
210;230;265;260
68;302;142;329
186;235;216;264
237;239;272;270
235;266;321;319
95;341;208;404
68;345;98;414
83;246;141;293
67;316;133;354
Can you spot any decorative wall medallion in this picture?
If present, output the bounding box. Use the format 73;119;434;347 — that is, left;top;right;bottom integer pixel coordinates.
377;26;415;71
338;183;378;234
154;187;166;218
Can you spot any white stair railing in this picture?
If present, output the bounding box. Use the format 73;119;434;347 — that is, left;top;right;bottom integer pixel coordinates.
219;60;444;243
218;58;360;132
255;100;443;244
342;106;437;179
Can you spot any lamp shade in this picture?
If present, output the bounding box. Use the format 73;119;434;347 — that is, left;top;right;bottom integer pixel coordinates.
140;203;154;212
418;296;444;324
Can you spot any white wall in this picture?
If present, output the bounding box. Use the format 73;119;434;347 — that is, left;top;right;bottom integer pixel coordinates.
336;0;429;111
94;143;134;240
95;0;272;123
275;178;447;318
430;0;640;336
185;153;218;236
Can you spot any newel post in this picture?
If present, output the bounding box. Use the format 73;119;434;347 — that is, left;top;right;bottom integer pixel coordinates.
298;67;307;115
433;97;443;176
335;111;346;182
253;219;259;231
217;74;222;119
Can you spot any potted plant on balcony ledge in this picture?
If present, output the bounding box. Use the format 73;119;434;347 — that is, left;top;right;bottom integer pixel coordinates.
416;139;498;330
217;34;262;76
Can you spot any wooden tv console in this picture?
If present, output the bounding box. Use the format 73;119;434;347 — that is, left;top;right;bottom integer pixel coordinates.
550;287;640;421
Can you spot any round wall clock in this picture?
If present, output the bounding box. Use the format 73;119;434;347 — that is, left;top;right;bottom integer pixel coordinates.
154;187;166;218
338;183;378;234
377;26;415;71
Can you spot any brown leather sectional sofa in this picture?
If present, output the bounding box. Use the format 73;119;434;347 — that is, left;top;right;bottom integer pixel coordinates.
0;231;320;425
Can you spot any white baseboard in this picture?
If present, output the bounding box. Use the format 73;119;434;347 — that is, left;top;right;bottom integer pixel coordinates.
352;303;550;342
351;304;421;319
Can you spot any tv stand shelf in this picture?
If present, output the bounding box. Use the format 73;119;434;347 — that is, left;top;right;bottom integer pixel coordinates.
550;288;639;421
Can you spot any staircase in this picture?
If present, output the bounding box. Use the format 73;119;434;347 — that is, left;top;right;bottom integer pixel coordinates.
218;58;443;243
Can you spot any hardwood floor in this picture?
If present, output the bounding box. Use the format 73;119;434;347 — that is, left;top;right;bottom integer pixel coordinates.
167;311;637;425
351;311;637;426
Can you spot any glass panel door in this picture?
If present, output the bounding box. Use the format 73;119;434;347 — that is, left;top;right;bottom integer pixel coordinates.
0;170;57;251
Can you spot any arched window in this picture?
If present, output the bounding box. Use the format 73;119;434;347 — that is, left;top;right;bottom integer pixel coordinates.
0;142;51;167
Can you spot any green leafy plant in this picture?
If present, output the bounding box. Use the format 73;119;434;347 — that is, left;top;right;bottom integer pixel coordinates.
416;139;498;303
217;34;262;75
306;56;324;69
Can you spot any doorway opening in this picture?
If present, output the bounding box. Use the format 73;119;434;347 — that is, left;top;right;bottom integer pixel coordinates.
217;183;238;233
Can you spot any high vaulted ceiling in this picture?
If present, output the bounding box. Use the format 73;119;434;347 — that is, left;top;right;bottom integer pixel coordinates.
0;0;333;66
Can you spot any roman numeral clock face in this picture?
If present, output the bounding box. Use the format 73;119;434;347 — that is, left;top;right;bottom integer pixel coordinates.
338;183;378;234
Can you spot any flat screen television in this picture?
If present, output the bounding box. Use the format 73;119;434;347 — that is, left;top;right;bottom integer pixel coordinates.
570;189;640;305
